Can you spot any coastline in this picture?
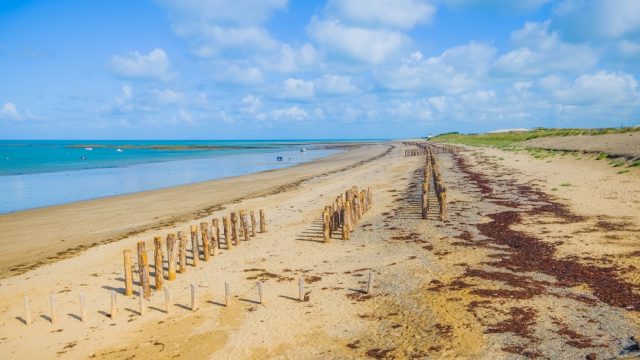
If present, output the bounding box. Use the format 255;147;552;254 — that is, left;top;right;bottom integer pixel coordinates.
0;142;392;279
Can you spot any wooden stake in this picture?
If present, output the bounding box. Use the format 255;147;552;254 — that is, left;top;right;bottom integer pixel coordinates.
79;293;87;322
440;187;447;222
139;286;145;316
257;282;264;304
298;277;305;302
110;290;117;320
166;234;177;280
190;225;199;267
230;212;239;245
367;272;375;294
191;284;198;311
154;237;163;290
250;210;256;237
225;282;231;306
212;219;221;255
123;249;133;296
240;210;250;242
342;202;351;240
322;210;331;243
137;241;151;298
178;231;187;273
200;223;210;261
223;216;233;250
422;181;429;220
49;293;57;324
164;287;171;314
259;209;266;233
24;296;31;325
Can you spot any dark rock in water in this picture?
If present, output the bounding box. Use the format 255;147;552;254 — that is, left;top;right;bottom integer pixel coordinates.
620;336;640;355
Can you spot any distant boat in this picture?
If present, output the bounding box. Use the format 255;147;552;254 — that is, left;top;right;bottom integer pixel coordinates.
300;147;307;152
116;148;123;152
84;147;93;151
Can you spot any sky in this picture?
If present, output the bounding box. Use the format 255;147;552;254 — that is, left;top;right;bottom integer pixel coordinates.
0;0;639;139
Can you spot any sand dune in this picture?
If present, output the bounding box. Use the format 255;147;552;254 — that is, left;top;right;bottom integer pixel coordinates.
521;132;640;157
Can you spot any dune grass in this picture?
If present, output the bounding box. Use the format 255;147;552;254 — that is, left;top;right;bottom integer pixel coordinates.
431;127;639;147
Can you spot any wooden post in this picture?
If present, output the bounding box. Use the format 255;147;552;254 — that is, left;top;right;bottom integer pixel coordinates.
259;209;266;233
257;282;264;304
137;241;151;298
225;282;231;306
367;272;375;294
178;231;187;273
212;219;220;255
110;290;117;320
342;203;351;240
123;249;133;296
139;286;145;316
166;234;177;280
154;237;163;290
164;287;171;314
230;212;239;245
200;223;210;261
24;296;31;325
191;284;198;311
79;293;87;322
49;293;57;324
440;187;447;222
298;277;305;302
322;210;331;243
250;211;256;237
422;181;429;220
223;216;233;250
190;225;199;267
240;210;250;242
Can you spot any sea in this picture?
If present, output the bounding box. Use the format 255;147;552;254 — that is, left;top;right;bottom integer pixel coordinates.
0;140;361;214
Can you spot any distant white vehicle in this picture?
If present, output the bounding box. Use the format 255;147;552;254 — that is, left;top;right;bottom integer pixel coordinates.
84;147;93;151
116;148;123;152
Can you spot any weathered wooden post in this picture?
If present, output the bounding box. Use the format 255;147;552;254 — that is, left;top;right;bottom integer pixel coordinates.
440;187;447;222
164;287;171;314
166;234;177;280
110;290;117;319
154;237;164;290
212;219;221;254
200;223;210;261
257;282;264;304
367;272;375;294
240;210;250;242
79;293;87;322
178;231;187;273
298;277;305;302
137;241;151;298
225;282;231;306
23;296;31;325
223;216;233;249
123;249;134;296
422;181;429;220
49;293;57;324
230;212;239;245
190;225;199;267
259;209;266;233
342;202;351;240
190;284;198;311
322;209;331;243
250;210;256;237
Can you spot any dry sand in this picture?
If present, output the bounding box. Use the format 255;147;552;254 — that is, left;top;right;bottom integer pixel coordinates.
521;132;640;158
0;140;639;359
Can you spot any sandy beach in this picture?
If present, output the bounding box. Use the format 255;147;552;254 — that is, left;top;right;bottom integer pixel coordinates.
0;140;639;359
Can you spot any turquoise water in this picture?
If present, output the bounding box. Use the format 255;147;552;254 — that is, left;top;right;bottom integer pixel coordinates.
0;140;369;214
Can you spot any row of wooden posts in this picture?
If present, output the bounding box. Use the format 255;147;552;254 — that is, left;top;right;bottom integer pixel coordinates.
420;145;448;222
322;186;373;243
125;209;267;300
23;271;377;324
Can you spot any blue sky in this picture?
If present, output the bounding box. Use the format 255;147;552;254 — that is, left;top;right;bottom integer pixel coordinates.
0;0;639;139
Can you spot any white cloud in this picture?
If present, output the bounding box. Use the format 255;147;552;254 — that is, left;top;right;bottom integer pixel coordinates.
157;0;287;25
154;89;185;105
0;102;20;120
551;0;640;43
281;78;315;100
214;64;264;85
266;43;321;73
110;49;173;81
315;75;359;95
552;71;639;105
175;24;280;56
444;0;553;12
326;0;435;30
272;106;310;121
308;18;410;64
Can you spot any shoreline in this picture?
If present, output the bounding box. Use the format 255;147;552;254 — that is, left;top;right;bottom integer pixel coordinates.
0;142;392;279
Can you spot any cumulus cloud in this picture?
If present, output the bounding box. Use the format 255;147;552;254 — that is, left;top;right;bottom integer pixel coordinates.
325;0;435;30
272;106;310;121
0;102;40;121
281;78;315;100
110;49;173;81
315;75;359;95
308;18;410;64
552;71;639;105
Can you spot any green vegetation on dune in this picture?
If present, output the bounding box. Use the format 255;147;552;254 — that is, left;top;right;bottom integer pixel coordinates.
430;127;639;147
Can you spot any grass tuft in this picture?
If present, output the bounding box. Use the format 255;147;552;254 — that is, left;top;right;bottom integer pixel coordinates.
560;182;572;187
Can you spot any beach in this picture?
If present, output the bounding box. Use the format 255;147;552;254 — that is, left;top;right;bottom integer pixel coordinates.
0;140;639;359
